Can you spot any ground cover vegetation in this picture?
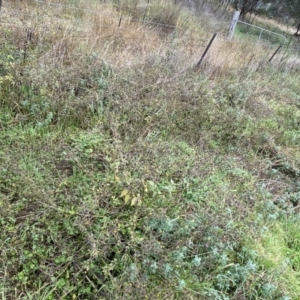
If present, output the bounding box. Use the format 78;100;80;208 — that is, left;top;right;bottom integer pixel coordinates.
1;0;300;299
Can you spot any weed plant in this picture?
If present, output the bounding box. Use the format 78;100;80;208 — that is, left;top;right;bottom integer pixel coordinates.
1;0;300;299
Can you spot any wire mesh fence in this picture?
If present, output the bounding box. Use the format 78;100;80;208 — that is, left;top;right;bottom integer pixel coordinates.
235;20;287;47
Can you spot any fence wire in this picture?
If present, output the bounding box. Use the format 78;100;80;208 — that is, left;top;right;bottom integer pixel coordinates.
0;5;207;47
1;0;300;70
4;0;184;30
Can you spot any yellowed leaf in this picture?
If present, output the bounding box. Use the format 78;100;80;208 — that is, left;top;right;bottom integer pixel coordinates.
131;195;142;206
120;189;129;198
124;194;131;204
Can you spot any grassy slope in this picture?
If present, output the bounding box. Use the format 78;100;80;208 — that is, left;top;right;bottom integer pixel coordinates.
1;1;300;299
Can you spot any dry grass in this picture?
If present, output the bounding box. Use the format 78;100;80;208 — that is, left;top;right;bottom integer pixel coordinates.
254;13;295;35
1;0;300;88
4;0;298;79
2;1;198;68
0;0;259;74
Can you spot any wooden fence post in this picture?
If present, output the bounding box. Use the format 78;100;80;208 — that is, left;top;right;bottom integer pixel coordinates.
228;10;240;41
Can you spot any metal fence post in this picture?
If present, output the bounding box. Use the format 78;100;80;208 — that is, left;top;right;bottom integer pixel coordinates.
258;29;263;44
196;33;217;67
228;10;240;41
269;45;282;62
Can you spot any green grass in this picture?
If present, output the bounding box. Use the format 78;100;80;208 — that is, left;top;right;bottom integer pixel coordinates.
1;1;300;299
